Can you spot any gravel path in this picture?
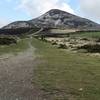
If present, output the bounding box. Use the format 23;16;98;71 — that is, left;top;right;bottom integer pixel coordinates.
0;41;42;100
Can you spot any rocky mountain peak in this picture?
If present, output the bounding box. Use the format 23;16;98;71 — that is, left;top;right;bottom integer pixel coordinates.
46;9;69;15
2;9;100;30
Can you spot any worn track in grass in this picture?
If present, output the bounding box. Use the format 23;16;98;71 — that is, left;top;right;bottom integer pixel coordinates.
0;40;43;100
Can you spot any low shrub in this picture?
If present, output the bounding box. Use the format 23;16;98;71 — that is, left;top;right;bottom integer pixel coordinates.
58;44;67;49
77;44;100;53
0;37;17;45
52;42;57;45
80;37;89;41
96;38;100;42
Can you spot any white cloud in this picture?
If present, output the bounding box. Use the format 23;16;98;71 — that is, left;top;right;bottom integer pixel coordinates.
17;0;74;18
0;19;10;28
78;0;100;23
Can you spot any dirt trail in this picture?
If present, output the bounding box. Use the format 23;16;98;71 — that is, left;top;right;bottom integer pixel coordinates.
0;41;42;100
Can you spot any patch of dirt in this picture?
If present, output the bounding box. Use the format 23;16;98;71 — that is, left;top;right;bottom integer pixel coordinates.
0;41;43;100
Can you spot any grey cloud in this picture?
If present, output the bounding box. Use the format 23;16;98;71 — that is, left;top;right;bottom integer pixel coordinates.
79;0;100;23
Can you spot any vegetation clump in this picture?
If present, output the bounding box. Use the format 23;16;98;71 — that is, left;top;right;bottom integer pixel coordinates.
0;37;17;45
51;40;57;45
96;38;100;42
58;43;67;49
77;44;100;53
80;37;89;41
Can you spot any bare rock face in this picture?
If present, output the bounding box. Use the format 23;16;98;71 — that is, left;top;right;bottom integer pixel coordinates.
2;9;100;30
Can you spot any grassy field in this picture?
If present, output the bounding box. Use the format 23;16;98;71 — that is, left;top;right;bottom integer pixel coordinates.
32;38;100;100
0;31;100;99
49;29;77;34
0;27;41;55
0;38;29;55
71;31;100;38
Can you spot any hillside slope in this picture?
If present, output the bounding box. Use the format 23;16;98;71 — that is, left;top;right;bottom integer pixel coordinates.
2;21;33;29
2;9;100;31
30;9;100;30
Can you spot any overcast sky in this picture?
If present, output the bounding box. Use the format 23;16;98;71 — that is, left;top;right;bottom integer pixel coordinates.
0;0;100;27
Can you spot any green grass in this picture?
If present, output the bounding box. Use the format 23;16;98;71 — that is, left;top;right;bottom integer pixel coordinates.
0;33;100;99
71;31;100;38
50;31;100;39
32;38;100;100
0;38;29;55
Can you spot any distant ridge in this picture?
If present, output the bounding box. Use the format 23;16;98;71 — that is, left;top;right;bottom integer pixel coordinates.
2;21;33;29
2;9;100;30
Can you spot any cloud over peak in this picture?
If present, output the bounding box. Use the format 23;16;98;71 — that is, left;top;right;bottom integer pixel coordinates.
17;0;74;18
